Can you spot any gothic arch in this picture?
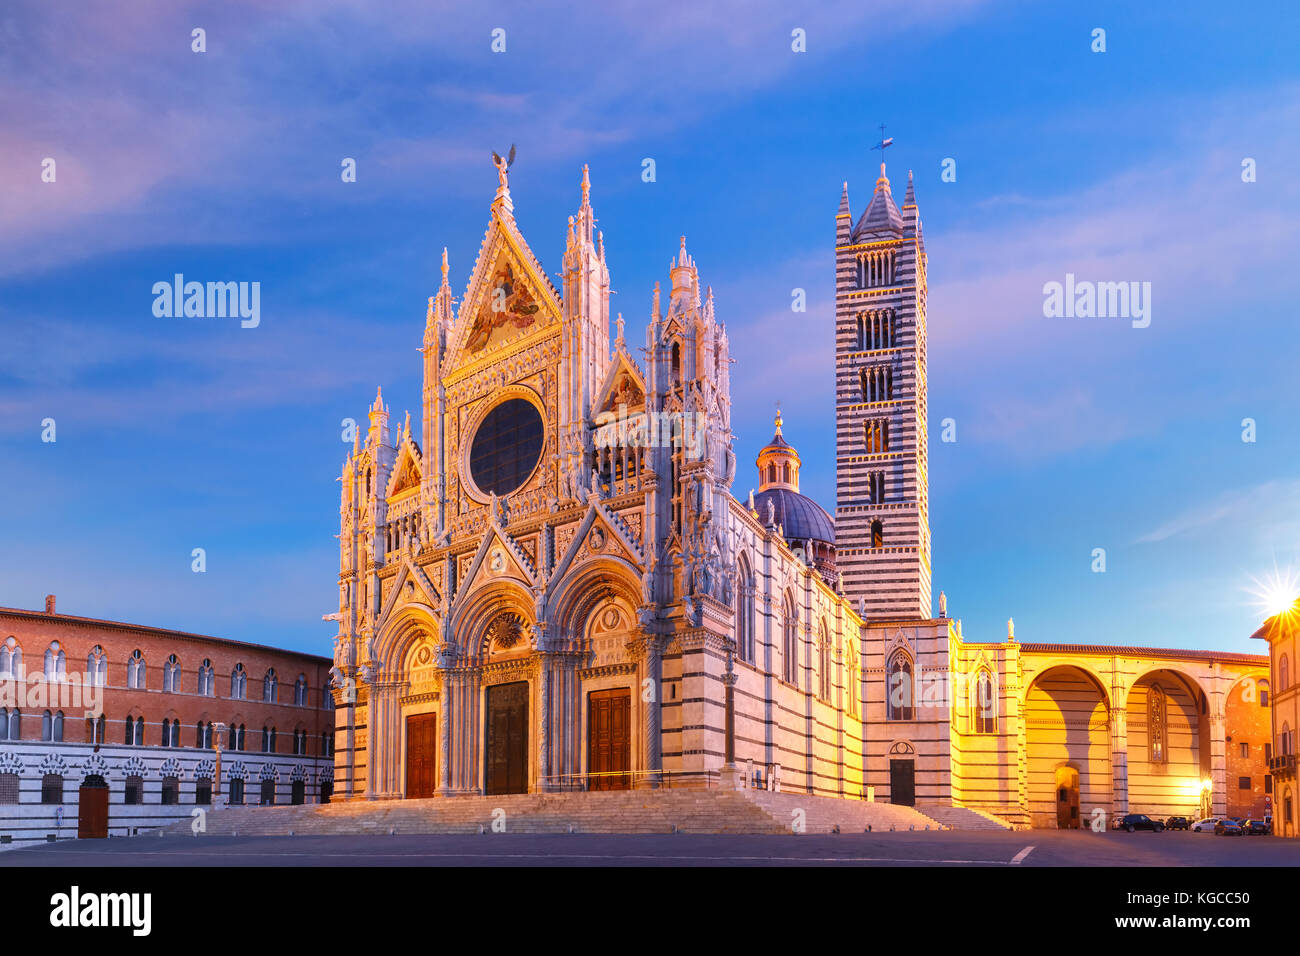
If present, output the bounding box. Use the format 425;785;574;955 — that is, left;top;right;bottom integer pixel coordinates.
549;555;643;646
374;602;441;680
449;580;536;661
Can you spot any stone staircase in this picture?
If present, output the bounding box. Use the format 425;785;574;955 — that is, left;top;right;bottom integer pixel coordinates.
157;788;998;838
160;790;790;837
742;790;946;833
920;805;1015;830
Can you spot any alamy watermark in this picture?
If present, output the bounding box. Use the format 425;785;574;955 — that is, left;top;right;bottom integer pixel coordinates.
152;274;260;328
1042;273;1151;329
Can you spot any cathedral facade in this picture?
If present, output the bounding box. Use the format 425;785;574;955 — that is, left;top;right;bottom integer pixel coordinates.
328;157;1270;828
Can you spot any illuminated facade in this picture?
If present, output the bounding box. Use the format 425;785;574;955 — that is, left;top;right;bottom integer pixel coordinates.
1252;604;1300;834
328;159;1269;828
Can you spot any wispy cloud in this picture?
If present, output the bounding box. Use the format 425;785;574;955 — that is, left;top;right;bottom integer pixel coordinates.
1135;479;1300;545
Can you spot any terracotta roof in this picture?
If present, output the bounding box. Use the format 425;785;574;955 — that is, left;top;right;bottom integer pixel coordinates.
1018;642;1267;665
0;606;330;663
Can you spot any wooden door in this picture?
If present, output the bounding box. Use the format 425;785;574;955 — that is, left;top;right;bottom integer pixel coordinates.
405;713;437;799
485;682;528;795
889;759;915;806
77;780;109;838
588;689;631;791
1056;767;1080;829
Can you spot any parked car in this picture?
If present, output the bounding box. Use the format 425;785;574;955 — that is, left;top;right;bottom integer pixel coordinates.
1245;819;1271;835
1119;814;1164;832
1191;818;1220;832
1164;816;1191;830
1214;819;1244;836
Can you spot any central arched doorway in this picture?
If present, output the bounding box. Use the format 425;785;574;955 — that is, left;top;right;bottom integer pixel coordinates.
485;681;529;794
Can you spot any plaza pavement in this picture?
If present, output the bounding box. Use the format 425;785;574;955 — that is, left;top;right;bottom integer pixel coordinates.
2;829;1299;866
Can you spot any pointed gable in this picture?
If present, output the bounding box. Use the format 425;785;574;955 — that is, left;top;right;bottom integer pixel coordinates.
594;350;646;416
448;205;562;369
386;437;423;499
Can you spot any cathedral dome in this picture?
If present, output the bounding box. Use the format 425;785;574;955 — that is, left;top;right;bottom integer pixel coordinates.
752;486;835;545
743;410;837;583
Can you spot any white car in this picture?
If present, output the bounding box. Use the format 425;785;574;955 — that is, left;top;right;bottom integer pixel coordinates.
1191;818;1220;832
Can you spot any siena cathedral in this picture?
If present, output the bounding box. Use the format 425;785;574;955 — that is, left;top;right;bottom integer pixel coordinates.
327;156;1267;828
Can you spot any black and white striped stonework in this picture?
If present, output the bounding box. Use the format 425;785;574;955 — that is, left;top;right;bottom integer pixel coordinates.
834;175;932;622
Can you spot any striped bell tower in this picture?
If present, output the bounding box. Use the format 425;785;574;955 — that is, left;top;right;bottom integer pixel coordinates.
834;155;931;621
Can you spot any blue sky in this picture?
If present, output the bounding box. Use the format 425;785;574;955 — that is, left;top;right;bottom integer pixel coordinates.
1;0;1298;655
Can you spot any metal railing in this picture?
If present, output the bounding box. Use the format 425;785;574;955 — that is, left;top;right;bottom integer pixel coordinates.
537;768;722;792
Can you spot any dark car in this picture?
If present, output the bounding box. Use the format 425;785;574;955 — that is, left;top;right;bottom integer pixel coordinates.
1164;816;1190;830
1214;819;1244;836
1120;814;1164;832
1245;819;1271;835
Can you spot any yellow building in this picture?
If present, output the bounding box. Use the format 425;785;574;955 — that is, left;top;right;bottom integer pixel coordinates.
1252;600;1300;835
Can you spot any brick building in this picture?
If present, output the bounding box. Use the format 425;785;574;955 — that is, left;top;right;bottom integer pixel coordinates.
0;596;334;845
1224;673;1273;820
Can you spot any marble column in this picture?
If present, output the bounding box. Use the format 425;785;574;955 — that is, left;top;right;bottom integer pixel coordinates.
1110;708;1129;821
643;636;664;787
1209;712;1228;817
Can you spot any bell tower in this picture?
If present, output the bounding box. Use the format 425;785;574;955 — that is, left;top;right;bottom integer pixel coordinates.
834;151;931;621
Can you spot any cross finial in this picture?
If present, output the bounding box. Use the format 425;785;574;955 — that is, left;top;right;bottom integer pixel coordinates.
871;123;894;178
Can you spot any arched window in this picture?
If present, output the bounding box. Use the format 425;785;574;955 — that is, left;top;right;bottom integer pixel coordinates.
199;659;214;696
127;649;145;689
871;519;884;549
671;341;682;386
294;675;308;707
1148;685;1167;764
886;652;913;720
1281;655;1291;692
263;668;277;703
846;651;859;718
322;730;333;757
164;655;180;693
781;594;798;685
124;715;144;746
85;714;105;744
44;643;66;681
262;725;276;753
234;723;246;751
974;669;996;733
87;646;107;687
734;555;755;664
818;622;832;700
1281;723;1292;757
230;663;246;700
0;637;20;678
293;729;307;755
